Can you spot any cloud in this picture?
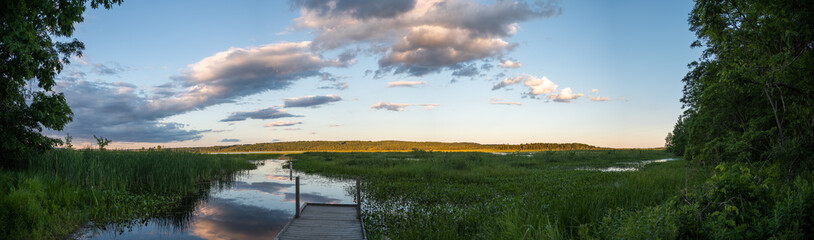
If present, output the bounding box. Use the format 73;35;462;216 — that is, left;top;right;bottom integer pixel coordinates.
92;63;128;75
371;102;410;111
317;82;349;90
328;124;343;127
290;0;417;20
498;59;522;68
591;89;598;93
264;121;303;127
386;80;427;88
590;96;611;102
221;106;299;122
284;128;302;131
492;75;524;90
370;102;438;111
151;42;351;115
291;0;561;77
283;95;342;108
220;138;240;142
547;87;584;103
54;80;206;142
523;75;558;95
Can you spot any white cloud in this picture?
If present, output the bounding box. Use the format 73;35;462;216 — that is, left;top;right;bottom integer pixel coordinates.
265;121;303;127
370;102;439;111
291;0;561;76
590;96;611;102
547;88;584;103
371;102;410;111
386;80;427;88
498;59;522;68
523;75;558;95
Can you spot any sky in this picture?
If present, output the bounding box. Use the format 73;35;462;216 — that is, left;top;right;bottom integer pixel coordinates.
52;0;701;149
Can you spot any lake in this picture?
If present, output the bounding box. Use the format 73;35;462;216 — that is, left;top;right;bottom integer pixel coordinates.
76;158;356;240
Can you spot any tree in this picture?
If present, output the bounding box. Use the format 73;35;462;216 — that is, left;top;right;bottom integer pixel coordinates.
676;0;814;170
1;0;122;168
94;135;111;150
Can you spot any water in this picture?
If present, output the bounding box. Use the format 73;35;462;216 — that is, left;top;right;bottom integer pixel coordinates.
576;158;678;172
76;159;355;240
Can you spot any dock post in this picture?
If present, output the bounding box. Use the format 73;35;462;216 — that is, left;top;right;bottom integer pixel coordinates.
289;161;292;180
295;176;300;218
356;177;361;219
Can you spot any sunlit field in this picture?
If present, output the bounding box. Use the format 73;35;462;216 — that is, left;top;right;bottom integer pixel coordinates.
292;150;711;239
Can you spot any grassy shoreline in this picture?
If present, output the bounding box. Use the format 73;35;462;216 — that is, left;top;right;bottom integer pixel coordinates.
291;150;709;239
0;150;277;239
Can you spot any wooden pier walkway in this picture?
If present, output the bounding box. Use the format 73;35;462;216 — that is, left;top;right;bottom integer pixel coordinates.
275;175;366;240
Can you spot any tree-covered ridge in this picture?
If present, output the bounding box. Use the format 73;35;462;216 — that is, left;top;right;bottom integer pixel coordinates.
182;141;608;152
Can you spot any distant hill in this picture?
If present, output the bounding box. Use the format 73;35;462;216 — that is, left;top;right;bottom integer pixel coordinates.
179;140;606;152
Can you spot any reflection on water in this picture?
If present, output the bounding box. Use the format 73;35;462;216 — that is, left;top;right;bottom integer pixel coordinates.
77;159;355;240
576;158;678;172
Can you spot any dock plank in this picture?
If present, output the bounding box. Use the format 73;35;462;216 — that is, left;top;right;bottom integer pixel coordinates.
276;204;365;240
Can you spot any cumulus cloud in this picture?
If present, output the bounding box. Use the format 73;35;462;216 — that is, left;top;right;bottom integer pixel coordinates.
220;138;240;142
54;80;206;142
370;102;438;111
386;80;427;88
265;121;303;127
220;106;299;122
524;75;558;95
291;0;561;77
283;95;342;108
547;87;584;103
590;96;611;102
498;59;522;68
151;42;350;114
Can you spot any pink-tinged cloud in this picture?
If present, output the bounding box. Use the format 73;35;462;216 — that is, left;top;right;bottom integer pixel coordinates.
498;59;522;68
386;80;427;88
264;121;303;127
371;102;439;111
547;88;584;103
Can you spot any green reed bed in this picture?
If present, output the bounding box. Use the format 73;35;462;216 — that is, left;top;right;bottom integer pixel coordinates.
292;150;710;239
0;150;269;239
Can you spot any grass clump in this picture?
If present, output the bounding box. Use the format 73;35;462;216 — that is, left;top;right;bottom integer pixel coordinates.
292;150;705;239
0;150;268;239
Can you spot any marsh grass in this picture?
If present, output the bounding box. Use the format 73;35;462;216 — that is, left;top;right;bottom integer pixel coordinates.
0;150;271;239
292;150;709;239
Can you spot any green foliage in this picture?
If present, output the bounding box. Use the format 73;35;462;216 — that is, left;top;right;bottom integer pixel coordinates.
672;163;814;239
0;150;258;239
0;0;123;168
292;150;698;239
670;0;814;168
93;135;112;150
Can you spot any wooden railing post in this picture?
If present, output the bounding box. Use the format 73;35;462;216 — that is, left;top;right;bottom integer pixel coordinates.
356;177;361;219
295;176;300;218
289;161;293;180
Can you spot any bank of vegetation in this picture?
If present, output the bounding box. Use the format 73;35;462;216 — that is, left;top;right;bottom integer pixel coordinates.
0;150;271;239
184;140;608;153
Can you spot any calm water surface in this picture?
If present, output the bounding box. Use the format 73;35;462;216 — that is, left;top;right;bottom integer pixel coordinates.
77;159;355;240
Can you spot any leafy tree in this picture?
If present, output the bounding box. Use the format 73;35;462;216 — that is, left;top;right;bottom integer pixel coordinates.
63;133;73;149
673;0;814;170
0;0;122;168
94;135;111;150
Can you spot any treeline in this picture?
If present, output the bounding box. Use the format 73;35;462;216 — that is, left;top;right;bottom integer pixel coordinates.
181;141;606;152
660;1;814;239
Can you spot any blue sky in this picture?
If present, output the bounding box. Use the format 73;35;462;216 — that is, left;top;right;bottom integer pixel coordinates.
54;0;700;149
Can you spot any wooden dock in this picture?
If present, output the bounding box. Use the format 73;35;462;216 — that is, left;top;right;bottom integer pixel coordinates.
275;176;366;240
